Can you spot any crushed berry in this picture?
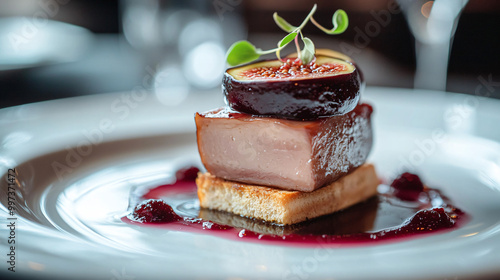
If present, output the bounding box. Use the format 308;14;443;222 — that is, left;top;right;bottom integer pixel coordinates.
398;208;455;233
391;172;425;201
175;166;199;181
132;199;181;223
242;58;348;80
391;172;424;192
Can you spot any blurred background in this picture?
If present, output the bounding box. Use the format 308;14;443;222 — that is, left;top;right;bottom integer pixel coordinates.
0;0;499;109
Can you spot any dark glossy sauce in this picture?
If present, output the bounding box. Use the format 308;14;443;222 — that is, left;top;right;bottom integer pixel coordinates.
123;168;467;247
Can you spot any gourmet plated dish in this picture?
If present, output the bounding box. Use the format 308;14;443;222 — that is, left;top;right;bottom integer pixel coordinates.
126;5;467;245
196;5;374;225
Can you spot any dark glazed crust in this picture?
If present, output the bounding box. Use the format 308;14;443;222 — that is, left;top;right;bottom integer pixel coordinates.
311;103;373;188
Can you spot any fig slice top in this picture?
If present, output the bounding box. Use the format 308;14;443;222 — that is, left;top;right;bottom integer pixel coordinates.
228;57;355;81
223;55;363;120
195;103;373;192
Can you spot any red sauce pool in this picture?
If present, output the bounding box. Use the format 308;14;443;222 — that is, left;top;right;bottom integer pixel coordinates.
241;58;349;80
123;168;467;247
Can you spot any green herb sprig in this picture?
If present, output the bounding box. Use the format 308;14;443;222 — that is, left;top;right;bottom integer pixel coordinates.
226;4;348;66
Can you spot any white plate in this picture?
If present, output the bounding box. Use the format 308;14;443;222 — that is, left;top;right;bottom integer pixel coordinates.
1;87;500;280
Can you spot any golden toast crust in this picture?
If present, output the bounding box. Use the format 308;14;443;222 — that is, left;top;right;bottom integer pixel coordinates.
196;163;378;225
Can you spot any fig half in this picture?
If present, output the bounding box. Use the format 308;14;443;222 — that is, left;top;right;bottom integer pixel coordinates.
223;55;362;120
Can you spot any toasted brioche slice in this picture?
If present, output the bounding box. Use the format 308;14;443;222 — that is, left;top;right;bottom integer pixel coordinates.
196;163;378;225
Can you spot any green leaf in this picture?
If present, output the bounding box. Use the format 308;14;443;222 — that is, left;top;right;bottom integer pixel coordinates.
226;40;261;66
311;9;349;35
276;32;297;62
300;37;315;64
273;12;297;33
331;9;349;34
278;32;297;48
225;6;349;66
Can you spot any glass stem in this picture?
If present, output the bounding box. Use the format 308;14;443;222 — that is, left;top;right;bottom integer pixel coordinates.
414;39;451;91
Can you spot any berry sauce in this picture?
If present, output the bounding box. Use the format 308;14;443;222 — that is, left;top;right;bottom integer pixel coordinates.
124;167;467;247
132;199;181;223
242;58;349;80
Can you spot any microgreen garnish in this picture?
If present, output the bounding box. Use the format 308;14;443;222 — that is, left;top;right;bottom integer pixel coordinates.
226;4;348;66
